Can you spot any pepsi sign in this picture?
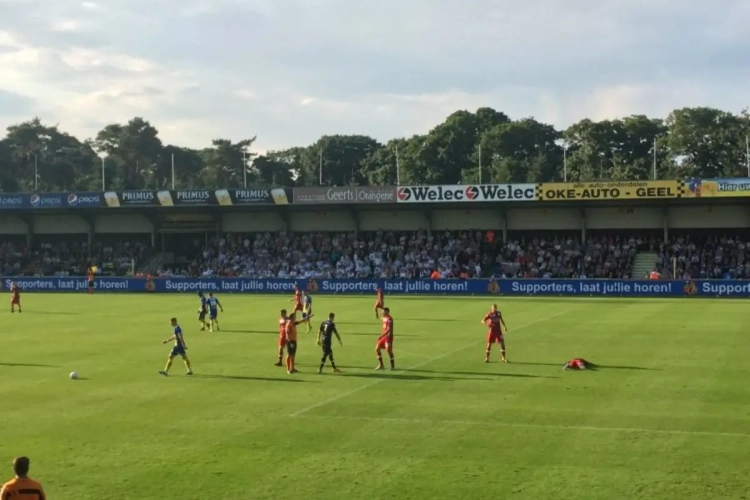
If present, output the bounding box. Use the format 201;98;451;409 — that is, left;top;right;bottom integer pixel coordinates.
29;193;63;208
0;194;24;208
66;192;102;207
0;192;105;210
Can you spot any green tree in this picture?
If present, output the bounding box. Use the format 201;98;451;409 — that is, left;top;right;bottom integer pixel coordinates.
3;118;100;191
419;110;479;184
665;107;746;179
305;135;381;186
250;153;296;187
481;118;562;183
93;117;164;190
0;138;19;192
2;105;750;191
198;138;257;189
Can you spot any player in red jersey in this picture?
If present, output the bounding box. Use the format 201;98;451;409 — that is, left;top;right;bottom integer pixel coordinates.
10;282;21;313
563;358;597;370
375;307;395;370
374;286;385;318
482;304;507;363
275;309;289;366
291;285;304;314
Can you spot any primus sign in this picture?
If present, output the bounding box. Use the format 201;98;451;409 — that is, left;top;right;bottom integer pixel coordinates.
396;184;535;203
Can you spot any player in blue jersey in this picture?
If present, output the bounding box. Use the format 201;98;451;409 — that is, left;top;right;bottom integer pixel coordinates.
197;291;209;331
159;318;193;376
207;292;223;332
302;291;313;333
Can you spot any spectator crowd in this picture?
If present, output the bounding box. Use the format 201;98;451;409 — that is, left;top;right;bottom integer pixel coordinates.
657;234;750;280
0;235;151;277
4;231;750;281
156;231;487;279
156;231;654;280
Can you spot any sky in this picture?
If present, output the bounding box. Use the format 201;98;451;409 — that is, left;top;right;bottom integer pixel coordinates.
1;0;749;152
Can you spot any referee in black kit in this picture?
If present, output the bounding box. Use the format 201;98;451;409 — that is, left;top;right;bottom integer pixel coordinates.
317;313;343;374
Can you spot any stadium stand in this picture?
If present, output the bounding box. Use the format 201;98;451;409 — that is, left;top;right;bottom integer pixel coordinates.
657;233;750;280
0;236;152;277
7;231;750;280
153;231;656;280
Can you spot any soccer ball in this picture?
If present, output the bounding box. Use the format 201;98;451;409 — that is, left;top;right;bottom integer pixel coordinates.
70;371;79;380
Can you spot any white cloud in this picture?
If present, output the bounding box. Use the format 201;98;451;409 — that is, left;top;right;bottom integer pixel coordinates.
0;0;749;151
51;19;83;32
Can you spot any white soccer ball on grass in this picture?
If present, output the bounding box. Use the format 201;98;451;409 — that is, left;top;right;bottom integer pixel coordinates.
70;371;79;380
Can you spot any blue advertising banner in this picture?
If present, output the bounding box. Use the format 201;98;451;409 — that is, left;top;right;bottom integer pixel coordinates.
0;192;103;209
2;277;749;297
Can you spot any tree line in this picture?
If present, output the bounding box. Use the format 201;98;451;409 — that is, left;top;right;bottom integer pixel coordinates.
0;107;748;193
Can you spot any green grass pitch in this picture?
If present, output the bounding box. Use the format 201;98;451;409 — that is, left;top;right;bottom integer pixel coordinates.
2;294;750;499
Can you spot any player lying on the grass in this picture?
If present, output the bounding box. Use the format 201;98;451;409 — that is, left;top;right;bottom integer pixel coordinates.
160;318;193;376
563;358;597;370
482;304;508;363
375;307;395;370
317;312;342;374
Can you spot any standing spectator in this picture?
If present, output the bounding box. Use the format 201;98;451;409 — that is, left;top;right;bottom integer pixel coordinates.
0;456;46;499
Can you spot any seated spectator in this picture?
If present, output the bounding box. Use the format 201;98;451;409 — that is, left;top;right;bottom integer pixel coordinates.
0;235;152;277
658;234;750;279
493;235;636;279
167;231;487;279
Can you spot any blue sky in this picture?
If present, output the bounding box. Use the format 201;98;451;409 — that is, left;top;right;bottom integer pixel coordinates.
0;0;748;152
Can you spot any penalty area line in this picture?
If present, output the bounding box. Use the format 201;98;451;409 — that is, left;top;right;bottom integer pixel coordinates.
305;415;750;439
288;308;573;418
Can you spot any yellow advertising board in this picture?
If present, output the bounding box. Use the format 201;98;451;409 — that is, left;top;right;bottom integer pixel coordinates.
536;181;680;201
679;179;750;198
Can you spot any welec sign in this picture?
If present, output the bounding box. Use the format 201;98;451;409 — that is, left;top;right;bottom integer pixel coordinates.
396;184;536;203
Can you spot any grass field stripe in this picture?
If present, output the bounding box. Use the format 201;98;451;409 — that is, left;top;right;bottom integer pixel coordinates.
289;308;573;418
306;415;750;439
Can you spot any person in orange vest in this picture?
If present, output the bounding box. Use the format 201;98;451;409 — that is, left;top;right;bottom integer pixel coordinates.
430;270;441;279
649;269;661;280
1;457;46;499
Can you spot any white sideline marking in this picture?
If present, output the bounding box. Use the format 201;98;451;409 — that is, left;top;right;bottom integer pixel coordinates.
303;415;750;439
398;351;432;359
289;309;573;417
